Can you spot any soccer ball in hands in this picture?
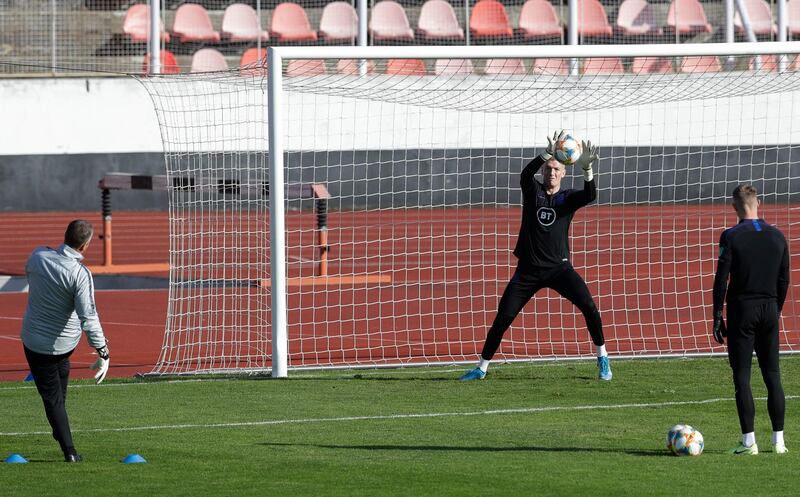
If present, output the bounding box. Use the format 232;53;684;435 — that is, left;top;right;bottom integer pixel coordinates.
553;135;582;165
666;424;704;456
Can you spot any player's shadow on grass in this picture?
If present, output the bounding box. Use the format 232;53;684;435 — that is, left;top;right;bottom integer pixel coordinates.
259;442;667;457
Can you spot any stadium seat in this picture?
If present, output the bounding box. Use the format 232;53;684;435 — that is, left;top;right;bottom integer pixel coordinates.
385;59;427;75
577;0;614;37
319;2;359;42
286;59;327;76
469;0;514;39
583;57;625;74
748;54;793;71
734;0;777;36
789;0;800;37
172;3;221;43
190;48;228;72
370;1;415;42
484;58;526;75
631;56;673;73
123;4;170;43
519;0;563;39
434;58;474;75
337;59;376;74
239;47;267;76
666;0;713;34
221;3;269;42
142;50;180;74
616;0;663;36
680;55;721;73
532;58;570;75
418;0;465;40
271;2;318;42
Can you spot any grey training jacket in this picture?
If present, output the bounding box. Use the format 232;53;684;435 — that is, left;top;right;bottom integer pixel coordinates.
20;244;106;355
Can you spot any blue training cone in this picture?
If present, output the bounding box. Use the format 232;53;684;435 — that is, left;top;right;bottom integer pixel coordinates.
5;453;28;464
122;454;147;464
24;372;34;382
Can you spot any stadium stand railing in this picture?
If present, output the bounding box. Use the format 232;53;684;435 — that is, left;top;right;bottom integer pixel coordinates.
0;1;795;76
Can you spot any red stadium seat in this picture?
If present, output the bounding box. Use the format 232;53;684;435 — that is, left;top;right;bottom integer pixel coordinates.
172;3;221;43
239;47;267;76
337;59;376;74
666;0;713;34
578;0;614;37
532;58;570;75
271;3;318;42
142;50;180;74
286;59;327;76
734;0;776;36
385;59;427;75
434;59;474;75
789;0;800;37
319;2;359;42
484;58;526;75
616;0;663;36
631;56;673;73
190;48;229;72
221;3;269;42
680;55;721;73
519;0;562;39
469;0;514;39
583;57;625;74
370;1;415;42
123;4;170;43
418;0;465;41
748;54;793;71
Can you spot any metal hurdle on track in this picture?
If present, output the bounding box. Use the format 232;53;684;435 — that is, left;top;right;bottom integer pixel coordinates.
93;173;339;281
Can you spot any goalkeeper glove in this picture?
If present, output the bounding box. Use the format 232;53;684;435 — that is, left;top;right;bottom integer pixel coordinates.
712;312;727;345
90;345;110;385
540;129;566;161
576;140;599;182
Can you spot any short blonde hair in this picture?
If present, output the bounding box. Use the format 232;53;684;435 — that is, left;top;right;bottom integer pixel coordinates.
732;184;758;210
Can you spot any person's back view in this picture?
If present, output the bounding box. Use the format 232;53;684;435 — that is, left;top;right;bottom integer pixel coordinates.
20;220;109;462
713;184;790;455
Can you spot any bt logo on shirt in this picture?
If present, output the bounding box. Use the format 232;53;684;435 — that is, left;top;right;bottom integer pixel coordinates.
537;207;556;226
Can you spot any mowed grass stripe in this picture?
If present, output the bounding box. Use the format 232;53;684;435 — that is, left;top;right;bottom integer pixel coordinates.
3;395;798;437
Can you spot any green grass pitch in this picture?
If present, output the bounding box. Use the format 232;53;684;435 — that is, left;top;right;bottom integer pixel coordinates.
2;355;799;496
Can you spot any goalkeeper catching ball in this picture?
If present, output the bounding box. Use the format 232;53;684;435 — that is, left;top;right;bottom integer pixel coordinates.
460;130;612;381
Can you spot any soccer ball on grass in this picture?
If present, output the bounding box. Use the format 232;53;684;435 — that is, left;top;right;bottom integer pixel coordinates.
666;424;704;456
553;135;582;166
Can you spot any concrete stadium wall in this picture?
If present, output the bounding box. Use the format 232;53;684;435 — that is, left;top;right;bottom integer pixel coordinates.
1;77;799;212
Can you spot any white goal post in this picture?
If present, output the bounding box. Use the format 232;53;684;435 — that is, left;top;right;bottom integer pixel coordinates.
140;42;800;377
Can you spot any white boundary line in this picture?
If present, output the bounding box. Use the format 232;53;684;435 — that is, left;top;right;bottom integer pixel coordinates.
1;396;797;437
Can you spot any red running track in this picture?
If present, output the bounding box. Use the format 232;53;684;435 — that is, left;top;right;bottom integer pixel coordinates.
0;290;167;382
0;205;798;379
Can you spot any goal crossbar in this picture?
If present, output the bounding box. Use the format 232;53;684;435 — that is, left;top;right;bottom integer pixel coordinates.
268;41;800;61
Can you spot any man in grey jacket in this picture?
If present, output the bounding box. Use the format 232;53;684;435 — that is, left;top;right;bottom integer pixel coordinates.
21;219;109;463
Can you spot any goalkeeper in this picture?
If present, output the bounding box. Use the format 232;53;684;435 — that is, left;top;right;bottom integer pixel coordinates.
461;130;611;381
20;220;109;462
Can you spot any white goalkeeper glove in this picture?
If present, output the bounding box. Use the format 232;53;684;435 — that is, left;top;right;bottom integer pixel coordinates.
90;345;109;385
576;140;599;181
540;129;566;161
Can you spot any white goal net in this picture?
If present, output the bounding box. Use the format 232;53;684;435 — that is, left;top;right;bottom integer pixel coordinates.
138;43;800;376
